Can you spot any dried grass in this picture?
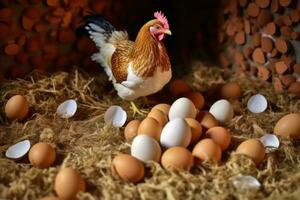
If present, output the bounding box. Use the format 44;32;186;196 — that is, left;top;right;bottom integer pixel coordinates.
0;62;300;200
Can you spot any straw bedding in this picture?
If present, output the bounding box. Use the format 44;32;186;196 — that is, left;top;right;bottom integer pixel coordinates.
0;62;300;200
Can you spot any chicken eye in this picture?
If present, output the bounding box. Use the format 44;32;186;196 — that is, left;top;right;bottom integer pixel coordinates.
155;25;161;29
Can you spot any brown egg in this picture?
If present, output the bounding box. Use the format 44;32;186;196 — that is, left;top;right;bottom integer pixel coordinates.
170;79;191;96
196;111;219;130
151;103;171;115
112;154;145;183
148;109;168;126
40;197;61;200
137;117;162;141
54;167;86;200
185;118;202;145
124;120;141;141
236;139;265;165
29;142;56;168
204;126;231;151
5;95;29;121
161;147;194;171
192;138;222;163
220;82;242;99
274;113;300;138
184;91;205;110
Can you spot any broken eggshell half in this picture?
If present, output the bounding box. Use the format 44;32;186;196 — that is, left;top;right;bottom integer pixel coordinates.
247;94;268;114
260;134;280;153
104;105;127;127
56;99;77;118
232;175;261;192
5;140;31;160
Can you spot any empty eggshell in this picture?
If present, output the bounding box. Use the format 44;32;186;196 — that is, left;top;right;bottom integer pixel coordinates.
184;91;205;110
112;154;145;183
29;142;56;168
185;118;202;145
209;99;234;124
104;105;127;127
151;104;171;115
5;140;31;160
131;135;162;163
161;147;194;171
192;138;222;163
196;111;219;130
137;117;163;141
247;94;268;113
260;134;280;153
232;175;261;191
204;126;231;151
56;99;77;118
148;109;168;126
5;95;29;121
54;167;86;200
169;97;197;120
236;139;265;165
160;118;192;148
124;120;141;141
221;82;242;99
274;113;300;138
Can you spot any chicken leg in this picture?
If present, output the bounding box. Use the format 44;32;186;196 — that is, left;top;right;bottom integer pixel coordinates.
130;101;148;116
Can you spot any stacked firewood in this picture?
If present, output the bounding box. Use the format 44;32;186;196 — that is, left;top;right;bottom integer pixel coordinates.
219;0;300;96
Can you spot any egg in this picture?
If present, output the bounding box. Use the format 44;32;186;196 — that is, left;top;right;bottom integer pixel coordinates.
137;117;163;141
151;103;171;115
196;111;219;130
192;138;222;163
169;97;197;120
204;126;231;151
274;113;300;138
220;82;242;99
112;154;145;183
29;142;56;168
184;91;205;110
185;118;202;145
160;118;191;148
5;95;29;121
236;139;265;165
40;197;61;200
54;167;86;200
124;120;141;141
148;109;168;126
209;99;234;124
131;134;162;162
161;147;194;171
170;79;191;96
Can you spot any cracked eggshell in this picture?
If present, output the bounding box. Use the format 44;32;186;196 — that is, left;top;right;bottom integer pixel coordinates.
56;99;77;118
168;97;197;120
104;105;127;127
160;118;191;148
209;99;234;124
247;94;268;113
5;140;31;160
260;134;280;153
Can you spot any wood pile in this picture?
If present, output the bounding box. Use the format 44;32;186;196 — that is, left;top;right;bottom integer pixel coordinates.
219;0;300;96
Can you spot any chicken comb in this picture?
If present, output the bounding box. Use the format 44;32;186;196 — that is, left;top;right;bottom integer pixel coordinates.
154;11;169;29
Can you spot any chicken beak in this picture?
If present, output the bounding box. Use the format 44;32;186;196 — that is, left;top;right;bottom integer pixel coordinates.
164;29;172;35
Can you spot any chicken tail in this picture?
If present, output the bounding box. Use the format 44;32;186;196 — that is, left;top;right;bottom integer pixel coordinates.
83;15;116;48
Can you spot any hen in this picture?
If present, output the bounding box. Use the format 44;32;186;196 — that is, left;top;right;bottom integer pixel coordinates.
85;11;172;115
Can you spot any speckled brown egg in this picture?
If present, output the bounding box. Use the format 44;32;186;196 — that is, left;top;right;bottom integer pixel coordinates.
148;109;168;126
192;138;222;163
54;167;86;200
274;113;300;138
170;79;191;96
151;104;171;115
29;142;56;168
5;95;29;121
220;82;242;99
161;147;194;171
184;91;205;110
112;154;145;183
196;111;219;131
124;120;141;141
185;118;202;145
204;126;231;151
236;139;265;165
137;117;163;141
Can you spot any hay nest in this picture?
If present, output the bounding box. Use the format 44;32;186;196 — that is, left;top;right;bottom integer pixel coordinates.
0;62;300;200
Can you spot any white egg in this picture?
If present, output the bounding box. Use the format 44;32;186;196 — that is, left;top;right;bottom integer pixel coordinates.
209;99;234;124
56;99;77;118
160;118;191;148
169;97;197;120
131;135;161;163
